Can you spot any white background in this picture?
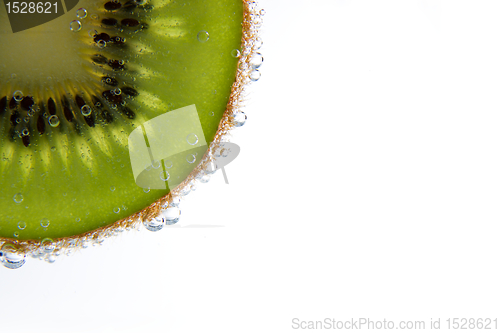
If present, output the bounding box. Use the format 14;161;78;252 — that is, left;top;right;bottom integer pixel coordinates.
1;1;500;332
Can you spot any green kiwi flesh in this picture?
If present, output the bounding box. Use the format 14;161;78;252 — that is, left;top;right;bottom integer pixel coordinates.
0;0;244;240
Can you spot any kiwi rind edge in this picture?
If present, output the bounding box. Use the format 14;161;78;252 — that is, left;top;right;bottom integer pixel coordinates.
0;0;263;261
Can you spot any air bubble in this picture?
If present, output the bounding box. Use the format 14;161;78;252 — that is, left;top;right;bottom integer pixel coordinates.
41;238;55;253
143;216;164;232
76;8;87;19
197;30;209;43
113;207;120;213
160;170;170;181
164;160;173;168
70;20;82;32
13;232;19;238
186;154;196;164
231;49;241;58
255;37;263;49
97;40;107;48
0;244;26;269
17;221;26;230
186;133;199;145
48;115;60;127
232;111;247;127
249;53;263;69
81;105;92;116
260;9;266;16
250;69;261;82
51;146;56;152
112;88;121;95
90;13;99;20
76;217;81;222
151;160;161;169
13;90;23;101
144;187;150;193
110;186;116;191
40;218;50;228
21;128;29;136
88;29;98;38
13;193;23;203
163;206;181;225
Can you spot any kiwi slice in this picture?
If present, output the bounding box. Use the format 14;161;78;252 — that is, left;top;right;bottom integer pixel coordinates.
0;0;263;264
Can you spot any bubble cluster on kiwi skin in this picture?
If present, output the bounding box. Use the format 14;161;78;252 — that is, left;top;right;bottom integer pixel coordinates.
0;0;153;148
0;0;265;268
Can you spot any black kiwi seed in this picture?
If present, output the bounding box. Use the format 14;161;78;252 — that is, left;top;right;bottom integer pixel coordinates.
92;54;108;65
121;87;138;97
0;97;7;115
75;95;86;109
121;18;140;27
47;98;57;115
104;1;122;11
108;60;125;70
37;115;45;135
102;18;118;26
10;111;20;126
102;76;119;86
94;32;111;44
102;90;123;105
84;113;96;127
22;135;30;147
120;106;135;119
9;97;17;109
20;96;34;111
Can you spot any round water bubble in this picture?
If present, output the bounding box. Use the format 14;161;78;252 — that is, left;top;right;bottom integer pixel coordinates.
13;90;23;101
231;49;241;58
97;40;107;48
21;128;29;136
143;216;165;232
41;238;55;254
0;245;26;269
186;133;199;145
232;111;247;127
186;154;196;164
164;160;173;168
40;218;50;228
160;170;170;181
13;232;19;238
255;37;263;49
48;115;60;127
110;186;116;191
168;197;181;208
163;206;181;225
260;9;266;16
197;30;209;43
81;105;92;116
151;160;161;169
76;8;87;19
250;69;261;82
112;88;121;95
249;53;263;69
17;221;27;230
70;20;82;32
113;207;120;213
143;187;150;193
13;193;23;204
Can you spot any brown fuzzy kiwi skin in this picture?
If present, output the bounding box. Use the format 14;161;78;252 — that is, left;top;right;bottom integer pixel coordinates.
0;0;263;261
